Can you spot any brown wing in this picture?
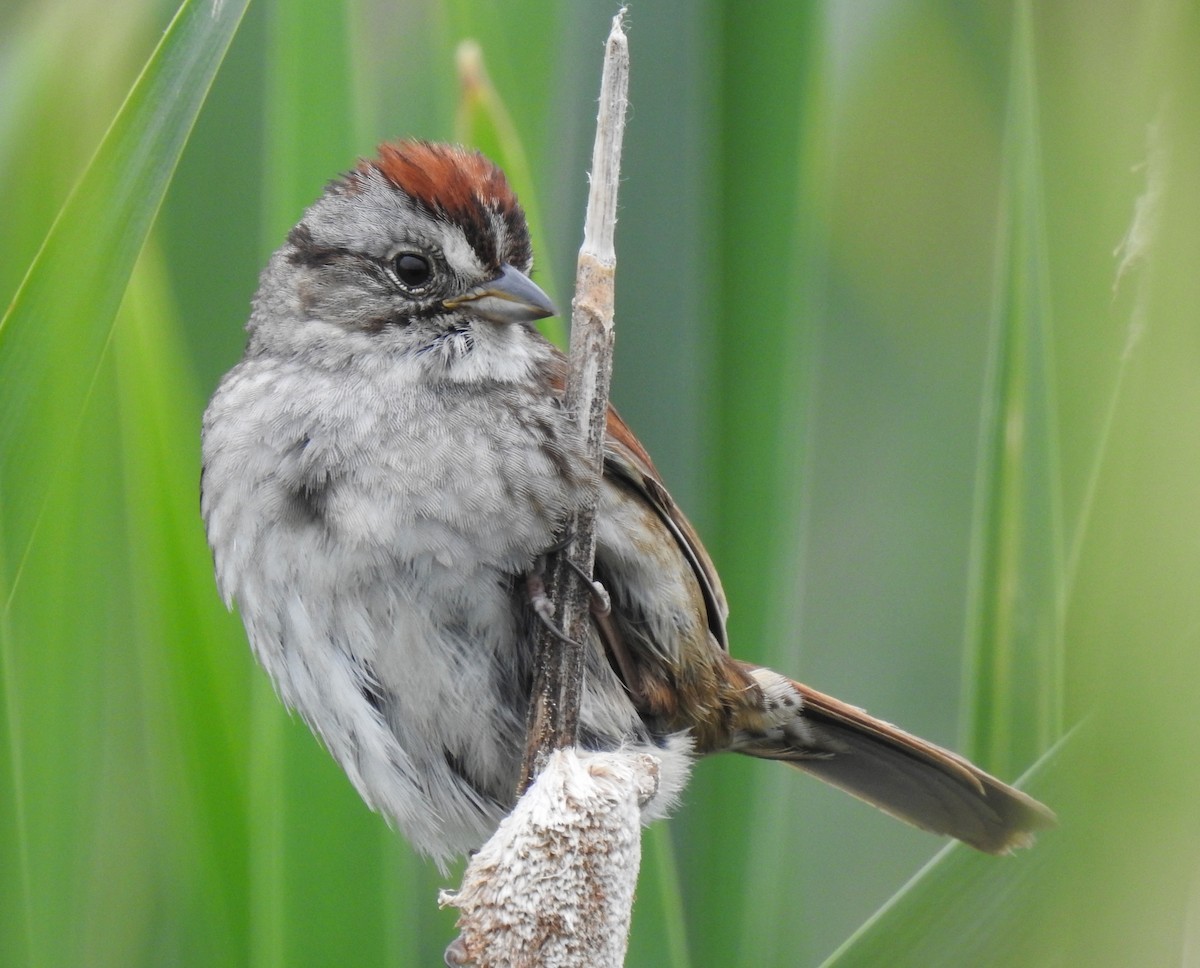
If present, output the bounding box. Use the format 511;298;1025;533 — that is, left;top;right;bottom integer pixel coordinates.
602;404;729;651
561;402;751;738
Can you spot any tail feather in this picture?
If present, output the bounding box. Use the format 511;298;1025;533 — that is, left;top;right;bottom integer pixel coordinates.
741;678;1056;854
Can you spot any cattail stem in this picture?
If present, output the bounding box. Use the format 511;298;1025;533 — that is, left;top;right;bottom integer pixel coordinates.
519;6;630;791
442;12;641;968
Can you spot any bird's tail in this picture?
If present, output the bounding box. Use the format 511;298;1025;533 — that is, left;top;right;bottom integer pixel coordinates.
733;665;1056;854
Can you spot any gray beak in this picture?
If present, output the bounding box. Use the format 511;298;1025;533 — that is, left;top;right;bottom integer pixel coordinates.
443;264;558;325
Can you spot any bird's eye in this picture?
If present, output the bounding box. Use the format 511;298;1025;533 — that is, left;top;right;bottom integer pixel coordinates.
392;253;432;289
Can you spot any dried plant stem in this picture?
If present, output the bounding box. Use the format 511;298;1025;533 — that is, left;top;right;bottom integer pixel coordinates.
442;13;638;968
518;7;630;791
440;749;658;968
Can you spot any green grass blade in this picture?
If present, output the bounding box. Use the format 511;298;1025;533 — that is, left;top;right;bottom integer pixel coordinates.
109;238;255;966
685;3;823;961
0;0;250;603
0;549;32;968
960;0;1063;777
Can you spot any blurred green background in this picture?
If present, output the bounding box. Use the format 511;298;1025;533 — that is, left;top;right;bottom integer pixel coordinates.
3;1;1199;966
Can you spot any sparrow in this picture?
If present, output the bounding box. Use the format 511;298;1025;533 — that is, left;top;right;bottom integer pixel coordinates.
201;140;1054;869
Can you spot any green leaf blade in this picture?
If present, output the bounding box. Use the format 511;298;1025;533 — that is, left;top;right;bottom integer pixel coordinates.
0;0;250;598
960;0;1064;779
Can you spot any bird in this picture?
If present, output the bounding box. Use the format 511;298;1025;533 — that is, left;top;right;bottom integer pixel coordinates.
201;140;1054;870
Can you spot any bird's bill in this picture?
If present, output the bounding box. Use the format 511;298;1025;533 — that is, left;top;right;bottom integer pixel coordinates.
443;264;558;325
